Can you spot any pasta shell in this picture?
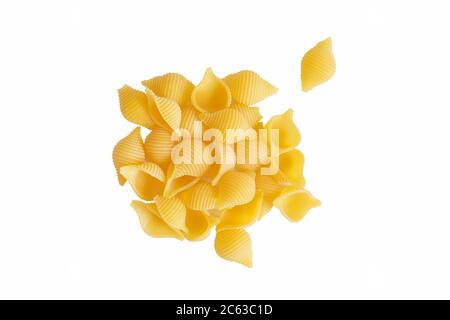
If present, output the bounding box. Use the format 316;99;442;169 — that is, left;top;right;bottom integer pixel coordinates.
301;37;336;92
178;181;217;210
273;186;321;222
275;149;305;186
216;171;256;209
231;105;262;128
191;68;231;113
118;85;154;129
217;191;263;231
199;108;250;143
131;200;184;240
255;174;283;220
142;73;194;107
154;195;187;232
258;195;274;220
183;209;216;241
223;70;278;105
112;127;146;185
163;164;202;198
146;89;181;131
214;229;252;267
202;143;236;186
144;127;175;169
180;105;203;136
120;162;165;201
265;109;301;153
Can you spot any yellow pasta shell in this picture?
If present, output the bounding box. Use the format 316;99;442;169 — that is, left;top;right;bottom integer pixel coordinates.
230;105;262;128
183;209;216;241
258;195;274;220
112;127;146;185
146;89;181;131
120;162;165;201
131;200;184;240
191;68;231;113
180;105;203;136
255;174;283;220
217;191;263;231
301;37;336;92
178;181;217;210
199;108;250;142
142;73;194;107
214;229;252;267
265;109;301;153
163;164;202;198
154;195;187;232
216;171;256;209
144;127;175;169
202;144;236;186
118;85;154;129
275;149;305;186
273;186;321;222
223;70;278;105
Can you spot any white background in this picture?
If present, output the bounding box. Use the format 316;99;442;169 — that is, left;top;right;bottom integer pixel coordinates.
0;0;449;299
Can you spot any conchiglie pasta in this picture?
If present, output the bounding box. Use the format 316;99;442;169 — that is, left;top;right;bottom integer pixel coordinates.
301;37;336;92
163;164;202;198
144;127;175;169
118;85;154;129
223;70;278;105
112;127;146;185
191;68;231;113
273;186;321;222
215;229;252;267
202;143;236;186
154;195;187;232
184;209;216;241
178;181;217;210
217;191;262;231
180;105;202;136
142;73;194;107
275;149;305;186
146;89;181;131
131;200;184;240
231;105;262;128
120;162;165;201
216;171;256;209
265;109;301;153
199;108;250;141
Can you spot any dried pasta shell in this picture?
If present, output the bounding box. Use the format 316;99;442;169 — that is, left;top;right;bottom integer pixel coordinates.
178;181;217;210
118;85;154;129
223;70;278;105
301;37;336;92
216;171;256;209
183;209;216;241
146;89;181;131
154;195;187;232
120;162;165;201
142;73;194;107
191;68;231;113
265;109;301;153
202;143;236;186
131;200;184;240
144;127;175;169
231;105;262;128
199;108;250;142
163;164;202;198
217;191;263;231
258;196;274;220
180;105;203;136
273;186;321;222
255;174;283;220
214;229;252;267
112;127;146;185
275;149;305;186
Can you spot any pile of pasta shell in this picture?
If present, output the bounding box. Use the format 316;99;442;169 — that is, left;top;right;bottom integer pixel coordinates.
113;38;335;267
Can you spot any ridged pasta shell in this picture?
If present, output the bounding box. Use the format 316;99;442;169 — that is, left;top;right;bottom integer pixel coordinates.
120;162;165;201
217;191;263;231
118;85;154;129
231;105;262;128
273;186;321;222
191;68;231;113
255;174;283;220
142;73;194;107
144;127;175;169
265;109;301;153
178;181;217;210
258;195;274;220
183;209;216;241
216;171;256;209
275;149;305;186
112;127;146;185
131;200;184;240
154;195;187;232
202;144;236;186
214;229;252;267
163;164;202;198
223;70;278;105
180;105;202;136
199;109;251;143
301;37;336;92
146;89;181;131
